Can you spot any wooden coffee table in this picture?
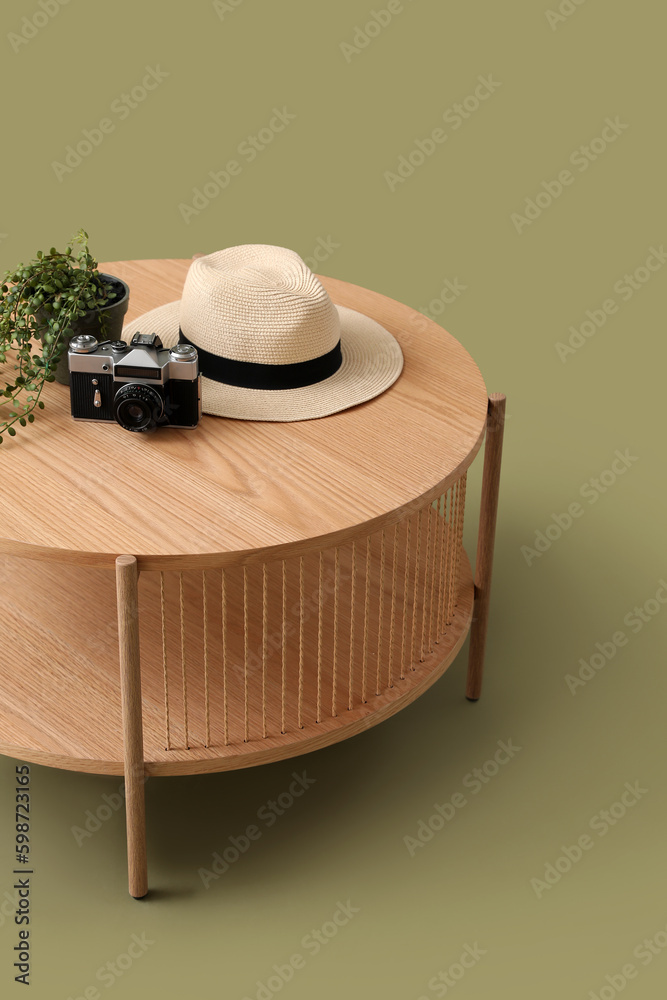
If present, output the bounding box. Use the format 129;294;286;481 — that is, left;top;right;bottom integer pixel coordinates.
0;259;505;897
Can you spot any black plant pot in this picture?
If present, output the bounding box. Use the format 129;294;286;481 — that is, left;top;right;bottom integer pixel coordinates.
43;273;130;385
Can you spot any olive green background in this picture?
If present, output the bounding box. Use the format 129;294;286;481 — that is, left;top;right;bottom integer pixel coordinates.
1;0;665;997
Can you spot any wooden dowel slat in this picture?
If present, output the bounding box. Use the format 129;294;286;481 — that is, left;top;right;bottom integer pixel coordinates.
376;529;386;695
420;505;432;662
298;556;305;729
435;494;445;643
362;537;371;703
159;572;171;751
222;567;229;746
243;566;249;742
317;551;324;723
387;522;399;688
262;563;268;738
400;518;411;680
410;508;423;670
281;560;287;734
348;541;357;710
332;546;340;718
203;570;210;748
467;394;506;701
116;555;147;899
179;573;189;749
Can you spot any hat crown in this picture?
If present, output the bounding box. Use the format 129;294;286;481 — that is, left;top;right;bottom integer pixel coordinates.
180;245;341;365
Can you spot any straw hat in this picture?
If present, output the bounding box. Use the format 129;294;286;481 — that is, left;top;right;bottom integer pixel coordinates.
122;245;404;421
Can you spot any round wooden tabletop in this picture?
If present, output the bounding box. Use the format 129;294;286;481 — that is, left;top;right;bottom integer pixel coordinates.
0;260;488;569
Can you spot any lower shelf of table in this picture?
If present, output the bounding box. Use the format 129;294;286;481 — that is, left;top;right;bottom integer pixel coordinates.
0;550;473;777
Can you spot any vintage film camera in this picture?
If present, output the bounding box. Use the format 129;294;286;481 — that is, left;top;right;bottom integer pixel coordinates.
68;332;201;432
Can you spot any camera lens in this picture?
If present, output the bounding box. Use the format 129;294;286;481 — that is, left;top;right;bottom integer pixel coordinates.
125;403;147;424
113;383;163;432
116;396;152;431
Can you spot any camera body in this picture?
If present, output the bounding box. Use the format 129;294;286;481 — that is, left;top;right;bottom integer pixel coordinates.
68;332;201;431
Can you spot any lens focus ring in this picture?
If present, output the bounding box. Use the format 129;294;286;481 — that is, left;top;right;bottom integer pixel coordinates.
113;383;164;432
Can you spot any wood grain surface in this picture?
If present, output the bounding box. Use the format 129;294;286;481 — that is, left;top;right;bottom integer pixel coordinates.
0;259;488;569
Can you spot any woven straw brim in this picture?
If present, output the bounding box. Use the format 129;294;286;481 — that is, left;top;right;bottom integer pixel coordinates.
122;302;403;421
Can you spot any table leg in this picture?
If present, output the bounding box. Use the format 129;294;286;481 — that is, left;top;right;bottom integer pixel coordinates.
116;555;148;898
466;393;506;701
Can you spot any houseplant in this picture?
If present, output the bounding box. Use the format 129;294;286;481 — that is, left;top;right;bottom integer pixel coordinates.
0;230;129;443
